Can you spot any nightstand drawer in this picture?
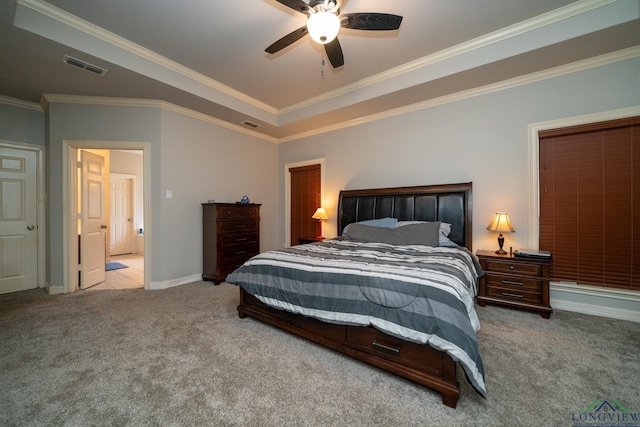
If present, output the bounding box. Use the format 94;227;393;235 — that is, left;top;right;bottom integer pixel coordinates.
485;274;541;292
484;259;541;277
486;286;541;305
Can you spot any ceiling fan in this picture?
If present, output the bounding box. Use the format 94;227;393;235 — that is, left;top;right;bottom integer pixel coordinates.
265;0;403;68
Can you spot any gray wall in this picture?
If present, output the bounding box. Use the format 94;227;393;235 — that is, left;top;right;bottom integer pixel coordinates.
45;103;161;288
0;103;44;146
44;103;278;287
277;57;640;253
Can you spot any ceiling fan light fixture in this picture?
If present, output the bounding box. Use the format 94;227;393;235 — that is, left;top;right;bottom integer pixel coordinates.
307;11;340;44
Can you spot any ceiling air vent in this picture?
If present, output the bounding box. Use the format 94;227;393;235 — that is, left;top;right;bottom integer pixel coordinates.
242;120;260;129
63;55;108;76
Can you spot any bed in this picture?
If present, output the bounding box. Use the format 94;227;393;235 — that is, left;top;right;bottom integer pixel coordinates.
226;182;484;408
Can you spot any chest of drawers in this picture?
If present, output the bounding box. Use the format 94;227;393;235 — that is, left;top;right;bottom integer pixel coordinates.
202;203;260;284
476;250;552;318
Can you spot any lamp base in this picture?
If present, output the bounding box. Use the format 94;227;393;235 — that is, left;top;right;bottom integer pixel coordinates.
495;233;506;255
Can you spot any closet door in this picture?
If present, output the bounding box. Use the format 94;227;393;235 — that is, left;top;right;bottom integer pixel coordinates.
289;164;321;246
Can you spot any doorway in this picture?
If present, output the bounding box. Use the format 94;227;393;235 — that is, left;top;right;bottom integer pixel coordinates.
284;158;325;248
64;141;150;293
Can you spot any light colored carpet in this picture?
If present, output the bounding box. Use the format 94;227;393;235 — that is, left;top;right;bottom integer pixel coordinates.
1;282;638;426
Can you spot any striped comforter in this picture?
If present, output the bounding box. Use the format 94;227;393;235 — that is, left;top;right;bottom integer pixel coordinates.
226;239;486;397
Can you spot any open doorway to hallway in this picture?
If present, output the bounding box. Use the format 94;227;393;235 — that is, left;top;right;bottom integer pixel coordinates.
77;148;145;290
66;141;150;294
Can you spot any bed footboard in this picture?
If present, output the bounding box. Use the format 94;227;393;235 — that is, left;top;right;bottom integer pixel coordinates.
237;288;460;408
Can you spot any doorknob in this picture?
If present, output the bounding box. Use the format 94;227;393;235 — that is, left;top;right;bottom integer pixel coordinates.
101;225;108;229
27;225;35;230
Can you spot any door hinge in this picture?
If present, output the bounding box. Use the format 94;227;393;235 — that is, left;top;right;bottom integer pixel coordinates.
77;161;82;168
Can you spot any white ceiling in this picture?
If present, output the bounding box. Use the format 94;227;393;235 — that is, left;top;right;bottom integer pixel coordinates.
1;0;639;141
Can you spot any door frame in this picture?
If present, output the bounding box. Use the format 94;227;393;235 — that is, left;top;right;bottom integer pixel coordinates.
0;140;46;289
63;140;151;293
283;157;325;248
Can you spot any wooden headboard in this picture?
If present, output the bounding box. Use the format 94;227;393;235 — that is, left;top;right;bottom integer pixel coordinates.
337;182;473;250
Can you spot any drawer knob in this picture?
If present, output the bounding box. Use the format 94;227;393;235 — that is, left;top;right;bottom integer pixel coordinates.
510;265;515;270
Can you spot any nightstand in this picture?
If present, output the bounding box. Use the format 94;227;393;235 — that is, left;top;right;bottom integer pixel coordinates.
476;250;553;318
298;236;325;245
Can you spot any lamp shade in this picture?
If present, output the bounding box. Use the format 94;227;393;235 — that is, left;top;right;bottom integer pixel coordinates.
486;212;515;233
312;207;328;220
307;11;341;44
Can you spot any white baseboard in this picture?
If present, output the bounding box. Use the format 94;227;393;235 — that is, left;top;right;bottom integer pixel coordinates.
550;282;640;323
47;284;65;295
149;274;202;291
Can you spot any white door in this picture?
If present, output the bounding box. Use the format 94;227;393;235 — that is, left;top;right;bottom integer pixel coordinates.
110;177;133;255
0;146;38;294
80;150;106;289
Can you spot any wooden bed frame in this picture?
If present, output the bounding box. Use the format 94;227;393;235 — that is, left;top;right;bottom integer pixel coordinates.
237;182;473;408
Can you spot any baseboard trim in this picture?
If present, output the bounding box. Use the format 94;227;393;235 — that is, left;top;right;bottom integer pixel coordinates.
47;285;65;295
550;282;640;323
149;274;202;291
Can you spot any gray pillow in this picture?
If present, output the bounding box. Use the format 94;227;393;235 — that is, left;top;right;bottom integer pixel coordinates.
344;222;441;246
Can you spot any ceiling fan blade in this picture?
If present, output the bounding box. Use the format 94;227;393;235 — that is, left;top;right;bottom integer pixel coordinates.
265;26;309;54
324;38;344;68
274;0;312;16
341;13;403;31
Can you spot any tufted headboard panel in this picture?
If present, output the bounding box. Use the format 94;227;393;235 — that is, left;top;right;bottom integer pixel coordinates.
337;182;473;250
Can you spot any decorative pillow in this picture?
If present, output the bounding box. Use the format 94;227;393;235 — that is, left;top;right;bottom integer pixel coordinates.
344;222;441;246
397;221;454;246
343;217;398;234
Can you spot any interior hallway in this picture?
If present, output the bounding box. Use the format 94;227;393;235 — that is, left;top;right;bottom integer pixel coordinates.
86;254;144;291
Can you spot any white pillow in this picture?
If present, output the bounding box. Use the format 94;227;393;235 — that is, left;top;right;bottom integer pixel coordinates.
396;221;454;246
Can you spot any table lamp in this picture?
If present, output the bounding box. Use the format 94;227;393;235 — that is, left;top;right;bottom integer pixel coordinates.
312;207;328;239
486;212;515;254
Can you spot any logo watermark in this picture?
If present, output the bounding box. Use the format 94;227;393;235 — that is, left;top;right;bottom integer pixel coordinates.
571;400;640;427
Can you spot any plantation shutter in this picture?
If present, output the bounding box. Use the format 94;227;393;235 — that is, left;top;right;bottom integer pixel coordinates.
539;117;640;290
290;164;321;246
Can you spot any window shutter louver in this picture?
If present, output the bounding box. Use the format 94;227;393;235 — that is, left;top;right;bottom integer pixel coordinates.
539;117;640;290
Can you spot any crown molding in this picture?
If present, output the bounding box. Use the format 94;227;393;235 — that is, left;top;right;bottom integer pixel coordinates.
0;95;43;111
15;0;636;129
278;46;640;143
41;94;279;144
38;45;639;144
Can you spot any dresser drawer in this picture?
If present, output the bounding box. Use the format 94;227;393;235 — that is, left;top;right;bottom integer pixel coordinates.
345;326;443;376
217;205;259;220
485;273;541;292
219;220;258;234
219;242;259;259
486;285;541;305
484;259;541;277
220;231;258;247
